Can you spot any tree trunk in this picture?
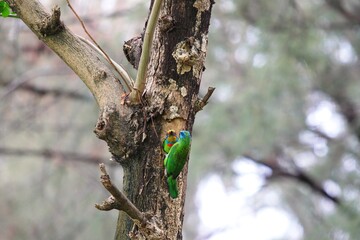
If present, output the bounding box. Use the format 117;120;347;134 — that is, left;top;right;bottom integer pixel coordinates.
8;0;213;239
116;1;213;239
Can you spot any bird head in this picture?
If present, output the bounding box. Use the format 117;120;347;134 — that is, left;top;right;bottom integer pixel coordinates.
179;130;191;139
166;130;177;142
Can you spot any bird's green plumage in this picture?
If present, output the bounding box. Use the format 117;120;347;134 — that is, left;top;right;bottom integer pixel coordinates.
163;130;178;154
164;130;191;198
167;176;178;198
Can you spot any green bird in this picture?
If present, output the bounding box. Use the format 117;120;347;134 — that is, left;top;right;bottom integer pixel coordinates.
163;130;178;154
164;130;191;198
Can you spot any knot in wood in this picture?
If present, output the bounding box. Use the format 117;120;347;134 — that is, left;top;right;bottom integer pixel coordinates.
93;69;107;82
39;5;64;37
159;15;175;32
96;120;106;131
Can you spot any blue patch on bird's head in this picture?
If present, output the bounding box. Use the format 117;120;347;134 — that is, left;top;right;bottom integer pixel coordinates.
179;130;191;139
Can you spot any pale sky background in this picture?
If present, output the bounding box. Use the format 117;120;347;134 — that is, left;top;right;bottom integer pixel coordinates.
196;97;346;240
193;24;354;240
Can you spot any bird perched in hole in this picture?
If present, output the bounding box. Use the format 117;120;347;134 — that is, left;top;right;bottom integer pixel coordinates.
164;130;191;198
163;130;178;154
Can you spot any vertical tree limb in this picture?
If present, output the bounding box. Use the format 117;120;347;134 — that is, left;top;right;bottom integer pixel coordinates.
129;0;163;103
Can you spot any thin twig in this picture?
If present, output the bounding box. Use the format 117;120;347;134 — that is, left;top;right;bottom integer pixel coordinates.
129;0;163;103
65;9;128;25
66;0;132;92
96;163;147;225
77;35;134;89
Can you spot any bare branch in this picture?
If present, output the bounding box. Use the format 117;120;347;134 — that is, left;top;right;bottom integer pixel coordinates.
97;163;147;224
66;0;132;92
21;84;90;100
243;154;340;205
8;0;124;108
96;164;165;239
325;0;360;24
201;86;215;106
1;82;90;100
95;195;122;211
77;36;134;91
195;87;215;112
129;0;163;103
0;147;107;165
0;68;74;100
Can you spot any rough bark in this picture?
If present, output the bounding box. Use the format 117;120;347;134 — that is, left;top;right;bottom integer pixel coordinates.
8;0;213;239
114;1;213;239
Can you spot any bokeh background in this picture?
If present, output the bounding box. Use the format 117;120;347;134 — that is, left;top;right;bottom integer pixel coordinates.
2;0;360;239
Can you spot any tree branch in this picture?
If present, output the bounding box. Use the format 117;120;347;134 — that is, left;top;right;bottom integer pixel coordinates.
195;86;215;112
1;82;90;101
95;195;123;211
7;0;135;158
0;67;83;100
0;147;107;165
66;0;133;92
96;164;164;239
77;35;134;92
325;0;360;24
39;5;63;36
96;163;147;224
7;0;124;108
243;154;340;205
128;0;163;103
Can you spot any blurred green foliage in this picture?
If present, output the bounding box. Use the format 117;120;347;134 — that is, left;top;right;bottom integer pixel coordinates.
0;1;11;17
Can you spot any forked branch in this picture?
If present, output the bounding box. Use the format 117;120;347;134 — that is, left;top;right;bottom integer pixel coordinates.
66;0;133;92
96;163;147;224
96;164;164;239
7;0;125;108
